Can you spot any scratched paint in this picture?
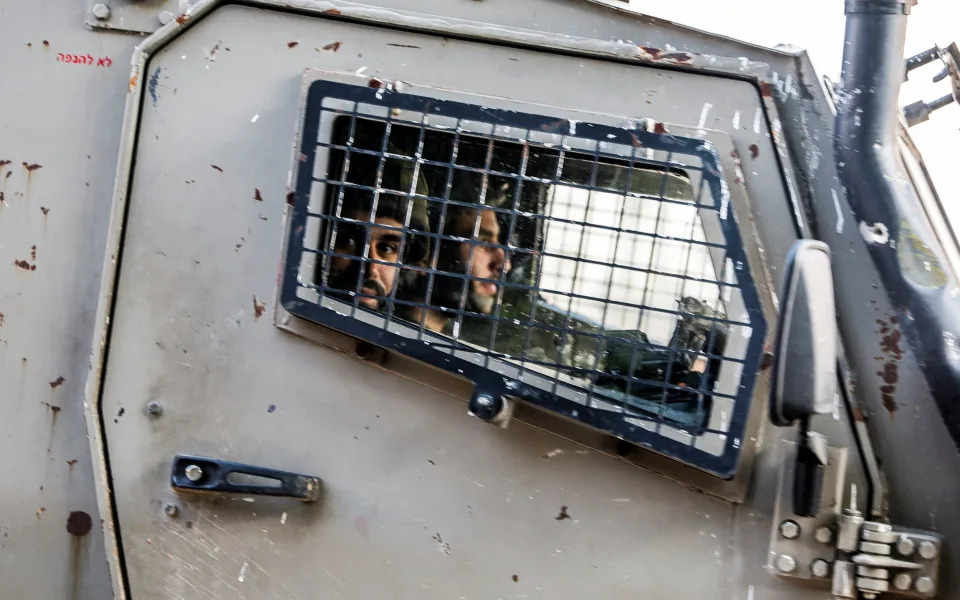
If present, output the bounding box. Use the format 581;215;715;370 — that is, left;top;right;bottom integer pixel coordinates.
148;67;163;107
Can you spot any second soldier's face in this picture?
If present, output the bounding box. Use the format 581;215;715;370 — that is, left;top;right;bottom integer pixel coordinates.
453;208;510;315
328;215;403;310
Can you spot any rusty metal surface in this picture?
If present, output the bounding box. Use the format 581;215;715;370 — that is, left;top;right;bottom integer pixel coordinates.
0;2;134;598
87;4;866;598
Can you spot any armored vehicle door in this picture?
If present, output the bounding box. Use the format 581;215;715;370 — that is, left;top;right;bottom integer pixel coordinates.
90;2;860;598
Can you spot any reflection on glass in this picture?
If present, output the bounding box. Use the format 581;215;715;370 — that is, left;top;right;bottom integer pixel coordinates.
314;116;743;430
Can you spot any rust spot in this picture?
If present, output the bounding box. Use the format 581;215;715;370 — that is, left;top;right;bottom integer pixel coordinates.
287;41;299;48
40;206;49;215
66;459;78;467
852;404;867;422
253;296;266;320
368;78;383;89
555;505;571;521
175;14;189;25
286;191;295;206
42;40;49;47
22;162;42;171
0;312;4;328
512;575;519;583
26;42;32;48
322;41;342;52
760;81;774;97
760;351;774;370
14;259;36;271
881;327;903;360
387;43;420;49
66;511;92;537
880;385;897;416
749;144;760;159
639;46;662;59
49;376;65;389
30;245;36;261
324;7;342;14
129;75;138;90
35;507;45;518
254;188;263;202
211;164;223;173
660;51;693;63
653;122;668;135
879;361;899;385
0;160;10;168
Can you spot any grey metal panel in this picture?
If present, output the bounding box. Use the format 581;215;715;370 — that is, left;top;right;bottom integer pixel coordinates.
93;4;859;598
0;2;136;598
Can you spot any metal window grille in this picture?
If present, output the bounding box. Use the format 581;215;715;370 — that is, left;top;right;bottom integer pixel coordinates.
282;80;766;477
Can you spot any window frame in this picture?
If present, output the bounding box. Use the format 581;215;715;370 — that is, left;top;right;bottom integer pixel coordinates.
281;79;767;478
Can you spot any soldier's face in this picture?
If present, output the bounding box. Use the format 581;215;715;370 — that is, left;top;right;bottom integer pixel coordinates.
328;215;403;310
452;208;510;315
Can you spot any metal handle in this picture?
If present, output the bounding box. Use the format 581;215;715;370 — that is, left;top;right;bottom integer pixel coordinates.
170;455;321;502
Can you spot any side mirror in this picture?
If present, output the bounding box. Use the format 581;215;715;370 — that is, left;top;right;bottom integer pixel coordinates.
769;240;838;426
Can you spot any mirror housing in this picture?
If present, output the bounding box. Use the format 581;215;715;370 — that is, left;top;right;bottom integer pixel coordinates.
769;240;838;427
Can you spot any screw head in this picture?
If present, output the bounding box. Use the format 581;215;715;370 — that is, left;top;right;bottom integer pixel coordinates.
893;573;912;591
775;554;797;573
896;536;916;556
146;401;163;417
158;10;174;25
163;503;179;517
92;3;110;20
915;576;934;594
779;520;801;539
918;540;938;560
184;464;203;482
815;526;834;544
810;559;830;578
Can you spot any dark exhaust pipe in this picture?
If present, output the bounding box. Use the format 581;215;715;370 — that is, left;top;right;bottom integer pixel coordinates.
835;0;960;442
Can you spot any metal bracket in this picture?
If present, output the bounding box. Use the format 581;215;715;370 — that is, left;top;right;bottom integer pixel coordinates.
768;443;944;598
86;0;189;34
170;455;322;502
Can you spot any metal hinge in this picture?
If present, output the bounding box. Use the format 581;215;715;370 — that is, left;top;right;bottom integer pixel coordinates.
769;443;944;598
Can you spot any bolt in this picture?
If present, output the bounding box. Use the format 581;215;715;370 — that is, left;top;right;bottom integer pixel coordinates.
893;573;912;591
163;503;178;517
778;520;800;539
146;401;163;417
896;536;916;556
775;554;797;573
92;3;110;20
815;526;834;544
184;464;203;482
158;10;174;25
810;559;830;578
915;576;934;594
918;540;938;560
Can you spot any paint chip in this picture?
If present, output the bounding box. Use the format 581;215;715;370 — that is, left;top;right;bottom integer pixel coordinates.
211;164;223;173
254;188;263;202
49;376;65;389
287;41;299;48
253;296;266;320
238;561;248;582
280;512;287;524
250;114;259;123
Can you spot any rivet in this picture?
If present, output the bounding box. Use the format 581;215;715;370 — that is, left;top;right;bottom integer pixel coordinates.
776;554;797;573
779;520;801;539
146;401;163;417
164;504;179;517
893;573;912;591
184;464;203;482
92;3;111;20
915;576;934;594
815;526;833;544
810;559;830;578
896;536;915;556
918;540;938;560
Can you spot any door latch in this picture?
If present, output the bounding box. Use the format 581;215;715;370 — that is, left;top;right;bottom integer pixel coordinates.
170;455;321;502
